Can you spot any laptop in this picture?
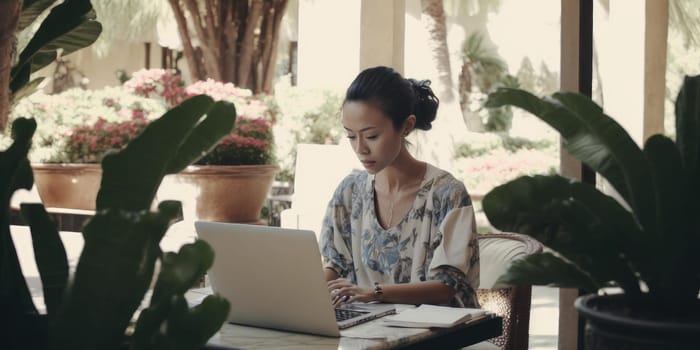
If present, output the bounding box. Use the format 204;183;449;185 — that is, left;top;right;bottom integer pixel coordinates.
194;221;396;337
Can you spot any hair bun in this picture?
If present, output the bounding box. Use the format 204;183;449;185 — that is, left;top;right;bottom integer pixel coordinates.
408;79;438;130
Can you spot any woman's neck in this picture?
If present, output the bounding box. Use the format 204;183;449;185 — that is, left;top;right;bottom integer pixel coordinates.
375;148;426;192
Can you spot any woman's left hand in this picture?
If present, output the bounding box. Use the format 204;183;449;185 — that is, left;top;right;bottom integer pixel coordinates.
328;278;374;306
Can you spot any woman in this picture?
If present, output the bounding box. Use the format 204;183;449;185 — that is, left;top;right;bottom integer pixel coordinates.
320;66;479;308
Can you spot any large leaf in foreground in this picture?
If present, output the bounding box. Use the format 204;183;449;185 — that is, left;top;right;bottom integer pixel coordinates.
21;203;67;317
50;201;181;349
486;89;657;237
0;119;39;333
494;252;599;293
484;175;643;295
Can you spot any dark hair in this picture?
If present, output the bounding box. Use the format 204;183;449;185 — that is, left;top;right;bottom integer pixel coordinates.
343;66;438;131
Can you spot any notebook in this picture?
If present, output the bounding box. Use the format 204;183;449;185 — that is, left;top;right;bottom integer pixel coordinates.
382;304;488;328
194;221;396;337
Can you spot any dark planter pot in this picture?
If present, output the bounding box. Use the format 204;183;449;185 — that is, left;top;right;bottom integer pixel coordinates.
575;294;700;350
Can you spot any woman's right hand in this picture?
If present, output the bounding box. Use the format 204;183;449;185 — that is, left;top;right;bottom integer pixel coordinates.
327;278;374;306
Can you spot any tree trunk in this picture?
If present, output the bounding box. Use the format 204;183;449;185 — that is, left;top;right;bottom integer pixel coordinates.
415;0;467;172
168;0;288;94
0;0;23;131
459;62;485;132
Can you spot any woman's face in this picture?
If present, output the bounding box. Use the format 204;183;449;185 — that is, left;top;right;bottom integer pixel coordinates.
341;101;404;174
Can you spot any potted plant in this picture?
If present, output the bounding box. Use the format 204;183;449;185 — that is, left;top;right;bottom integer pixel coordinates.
11;87;164;210
153;77;280;224
11;70;279;222
481;75;700;349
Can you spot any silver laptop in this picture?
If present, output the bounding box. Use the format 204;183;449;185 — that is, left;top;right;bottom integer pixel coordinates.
194;221;396;337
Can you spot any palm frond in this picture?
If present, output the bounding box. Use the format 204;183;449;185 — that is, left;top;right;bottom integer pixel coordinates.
90;0;170;56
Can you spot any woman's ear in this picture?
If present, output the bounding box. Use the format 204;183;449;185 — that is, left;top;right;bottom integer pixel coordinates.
403;115;417;135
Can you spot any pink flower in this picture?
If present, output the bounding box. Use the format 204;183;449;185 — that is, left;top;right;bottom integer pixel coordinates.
124;68;186;108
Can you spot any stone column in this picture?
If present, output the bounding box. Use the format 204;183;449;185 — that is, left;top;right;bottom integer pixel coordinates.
296;0;361;88
359;0;405;73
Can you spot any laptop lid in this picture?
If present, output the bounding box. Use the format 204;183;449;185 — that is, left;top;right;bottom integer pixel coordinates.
194;221;341;337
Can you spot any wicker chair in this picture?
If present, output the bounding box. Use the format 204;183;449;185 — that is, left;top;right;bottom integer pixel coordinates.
467;232;543;350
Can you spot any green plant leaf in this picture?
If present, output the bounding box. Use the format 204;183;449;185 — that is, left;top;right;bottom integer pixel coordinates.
11;77;45;106
4;119;36;201
11;0;102;86
494;252;600;293
151;240;214;302
50;201;180;349
643;135;698;308
675;75;700;186
9;64;30;97
164;101;237;173
20;203;67;317
132;241;227;350
29;50;58;73
168;295;230;348
97;95;234;211
483;175;643;295
673;77;700;303
1;119;40;332
19;0;56;31
556;197;641;295
483;174;573;238
485;88;658;237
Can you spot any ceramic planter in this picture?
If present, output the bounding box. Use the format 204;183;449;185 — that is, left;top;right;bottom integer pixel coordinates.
575;294;700;349
158;164;279;224
31;163;101;210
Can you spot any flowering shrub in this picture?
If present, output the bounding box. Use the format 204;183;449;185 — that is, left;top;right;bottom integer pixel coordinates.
195;117;274;165
455;146;558;196
183;78;276;166
8;69;277;166
123;68;186;108
10;86;165;163
63;117;150;163
185;78;278;122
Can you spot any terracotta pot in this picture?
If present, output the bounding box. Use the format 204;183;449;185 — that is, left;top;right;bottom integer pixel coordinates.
31;163;102;210
158;165;279;224
575;294;700;350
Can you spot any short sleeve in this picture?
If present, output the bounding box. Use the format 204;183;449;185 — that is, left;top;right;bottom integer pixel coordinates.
426;179;480;307
428;206;479;307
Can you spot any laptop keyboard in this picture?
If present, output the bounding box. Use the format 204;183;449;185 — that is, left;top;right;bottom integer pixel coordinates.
335;308;367;322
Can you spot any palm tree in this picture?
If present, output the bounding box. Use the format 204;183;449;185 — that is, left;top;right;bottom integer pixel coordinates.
669;0;700;47
90;0;165;56
415;0;465;170
91;0;289;94
168;0;288;94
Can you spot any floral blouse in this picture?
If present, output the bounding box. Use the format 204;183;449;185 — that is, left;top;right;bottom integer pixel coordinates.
319;163;480;308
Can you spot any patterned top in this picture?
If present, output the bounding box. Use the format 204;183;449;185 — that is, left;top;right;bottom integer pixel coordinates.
319;163;480;307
